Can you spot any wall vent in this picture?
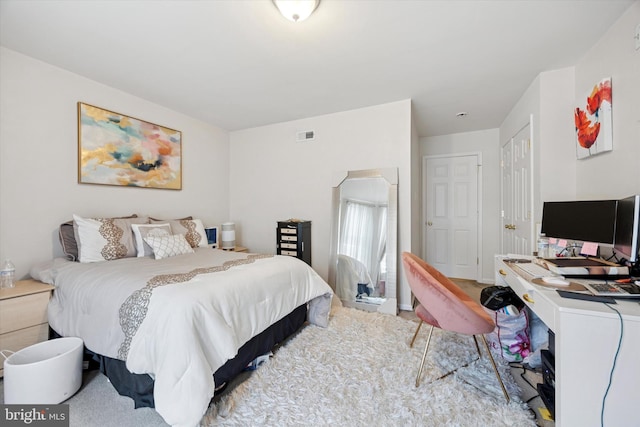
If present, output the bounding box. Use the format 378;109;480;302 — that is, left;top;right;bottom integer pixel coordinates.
296;130;315;142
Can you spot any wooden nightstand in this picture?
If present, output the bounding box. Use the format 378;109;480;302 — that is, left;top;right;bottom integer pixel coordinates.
221;246;248;253
0;279;54;377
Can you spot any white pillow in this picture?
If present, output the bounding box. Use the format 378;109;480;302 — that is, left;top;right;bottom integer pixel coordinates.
149;218;209;248
132;223;172;257
144;234;194;260
73;214;148;263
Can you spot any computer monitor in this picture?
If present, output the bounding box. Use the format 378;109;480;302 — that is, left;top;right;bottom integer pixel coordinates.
541;199;617;245
614;195;640;263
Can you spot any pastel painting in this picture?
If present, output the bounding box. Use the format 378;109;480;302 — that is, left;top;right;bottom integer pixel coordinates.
575;77;612;159
78;103;182;189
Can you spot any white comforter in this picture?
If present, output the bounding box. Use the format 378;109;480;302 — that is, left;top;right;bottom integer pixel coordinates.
33;249;333;427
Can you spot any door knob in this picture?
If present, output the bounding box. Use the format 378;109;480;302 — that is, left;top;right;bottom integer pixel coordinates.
427;221;433;226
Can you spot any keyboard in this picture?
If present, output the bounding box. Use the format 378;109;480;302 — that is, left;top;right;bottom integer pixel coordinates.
587;282;620;293
512;262;552;278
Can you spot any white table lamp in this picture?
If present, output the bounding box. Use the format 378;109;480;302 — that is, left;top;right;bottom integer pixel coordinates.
221;222;236;250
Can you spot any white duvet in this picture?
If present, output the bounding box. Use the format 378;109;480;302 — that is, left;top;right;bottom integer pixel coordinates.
33;249;333;427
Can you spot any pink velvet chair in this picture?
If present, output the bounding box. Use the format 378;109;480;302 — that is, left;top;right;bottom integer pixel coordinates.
402;252;509;402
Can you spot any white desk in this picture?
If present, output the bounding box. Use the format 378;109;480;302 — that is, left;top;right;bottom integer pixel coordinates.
495;255;640;427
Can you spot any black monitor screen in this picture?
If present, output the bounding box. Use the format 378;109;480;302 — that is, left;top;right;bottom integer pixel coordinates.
614;195;640;262
541;200;617;245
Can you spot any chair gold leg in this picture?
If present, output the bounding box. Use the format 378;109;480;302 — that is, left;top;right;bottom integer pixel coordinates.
480;334;510;403
410;320;423;348
472;335;482;358
416;325;434;387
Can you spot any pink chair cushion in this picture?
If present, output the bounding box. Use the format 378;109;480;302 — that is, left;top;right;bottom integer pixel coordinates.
402;252;494;335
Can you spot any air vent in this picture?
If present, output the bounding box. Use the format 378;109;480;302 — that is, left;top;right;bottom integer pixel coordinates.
296;130;315;142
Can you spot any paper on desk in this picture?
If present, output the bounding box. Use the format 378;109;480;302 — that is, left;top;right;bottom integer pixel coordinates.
580;241;598;256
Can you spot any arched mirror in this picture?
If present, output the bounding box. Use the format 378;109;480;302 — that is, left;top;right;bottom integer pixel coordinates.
329;168;398;315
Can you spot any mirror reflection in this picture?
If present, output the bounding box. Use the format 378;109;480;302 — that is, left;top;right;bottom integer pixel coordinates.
329;168;397;315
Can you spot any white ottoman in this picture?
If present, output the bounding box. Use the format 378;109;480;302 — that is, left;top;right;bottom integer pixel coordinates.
3;337;83;404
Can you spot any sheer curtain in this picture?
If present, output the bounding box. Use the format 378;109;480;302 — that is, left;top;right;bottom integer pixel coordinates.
339;200;388;288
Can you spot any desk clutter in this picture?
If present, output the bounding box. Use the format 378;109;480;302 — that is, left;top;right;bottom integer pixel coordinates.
496;255;640;425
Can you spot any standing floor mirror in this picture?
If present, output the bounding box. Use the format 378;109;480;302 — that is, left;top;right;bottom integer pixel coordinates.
329;168;398;315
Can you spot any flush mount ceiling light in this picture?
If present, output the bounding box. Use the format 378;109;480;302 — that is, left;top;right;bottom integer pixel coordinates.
273;0;320;22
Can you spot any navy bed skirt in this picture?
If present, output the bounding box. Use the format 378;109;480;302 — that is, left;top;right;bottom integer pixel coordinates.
52;304;308;408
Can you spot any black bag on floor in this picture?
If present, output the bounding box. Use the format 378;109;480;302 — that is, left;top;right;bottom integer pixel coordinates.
480;285;523;311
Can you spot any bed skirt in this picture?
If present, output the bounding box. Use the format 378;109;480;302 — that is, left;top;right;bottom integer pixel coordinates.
52;304;308;409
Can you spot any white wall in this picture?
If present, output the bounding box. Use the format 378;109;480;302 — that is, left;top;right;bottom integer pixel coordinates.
419;129;500;283
229;100;414;309
574;1;640;199
0;48;230;278
500;68;577;232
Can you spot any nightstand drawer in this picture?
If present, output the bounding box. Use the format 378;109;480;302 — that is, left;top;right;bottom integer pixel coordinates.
281;235;297;242
0;323;49;352
0;323;49;377
280;228;297;235
280;243;297;249
281;250;298;256
0;291;49;334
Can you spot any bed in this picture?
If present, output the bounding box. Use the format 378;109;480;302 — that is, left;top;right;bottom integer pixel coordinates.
32;216;333;427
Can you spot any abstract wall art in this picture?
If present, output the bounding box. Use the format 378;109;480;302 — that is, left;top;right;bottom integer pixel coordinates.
78;103;182;189
575;77;612;159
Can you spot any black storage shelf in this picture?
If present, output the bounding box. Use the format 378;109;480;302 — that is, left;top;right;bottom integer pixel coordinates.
276;220;311;266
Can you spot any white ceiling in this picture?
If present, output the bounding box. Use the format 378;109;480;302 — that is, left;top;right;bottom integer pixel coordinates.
0;0;634;137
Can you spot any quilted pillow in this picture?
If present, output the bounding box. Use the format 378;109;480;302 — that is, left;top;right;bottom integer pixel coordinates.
149;218;208;248
131;223;172;257
73;214;149;263
144;234;194;260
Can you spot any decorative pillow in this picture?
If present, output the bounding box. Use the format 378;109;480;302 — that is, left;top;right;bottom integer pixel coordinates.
148;216;193;222
59;214;139;261
150;218;208;248
144;234;194;260
132;223;172;257
73;214;149;263
59;220;79;261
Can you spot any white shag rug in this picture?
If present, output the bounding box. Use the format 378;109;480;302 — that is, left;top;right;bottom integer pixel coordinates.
202;306;536;426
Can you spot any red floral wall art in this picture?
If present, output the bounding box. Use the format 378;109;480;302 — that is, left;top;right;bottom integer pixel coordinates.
575;77;612;159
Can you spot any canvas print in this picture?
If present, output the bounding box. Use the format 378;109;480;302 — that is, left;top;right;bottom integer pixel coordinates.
78;103;182;189
575;77;612;159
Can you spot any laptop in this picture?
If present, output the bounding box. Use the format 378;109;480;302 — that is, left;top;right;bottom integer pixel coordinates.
579;280;640;298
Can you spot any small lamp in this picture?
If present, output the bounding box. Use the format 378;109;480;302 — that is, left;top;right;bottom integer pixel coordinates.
273;0;319;22
221;222;236;250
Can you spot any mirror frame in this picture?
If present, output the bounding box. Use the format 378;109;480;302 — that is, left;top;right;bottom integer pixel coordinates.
328;168;398;315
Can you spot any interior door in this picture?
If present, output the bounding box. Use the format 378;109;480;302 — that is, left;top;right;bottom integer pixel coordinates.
423;155;479;279
501;140;515;253
501;121;534;255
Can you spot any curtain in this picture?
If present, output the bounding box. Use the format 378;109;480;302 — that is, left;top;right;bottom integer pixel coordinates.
339;200;388;287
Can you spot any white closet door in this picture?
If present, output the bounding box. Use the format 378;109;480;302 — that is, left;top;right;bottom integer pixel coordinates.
424;154;479;279
501;121;534;255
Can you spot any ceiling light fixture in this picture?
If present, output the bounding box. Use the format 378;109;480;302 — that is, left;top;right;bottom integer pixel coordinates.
273;0;320;22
